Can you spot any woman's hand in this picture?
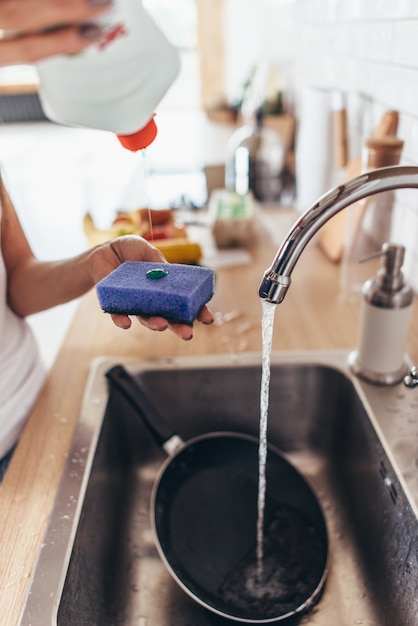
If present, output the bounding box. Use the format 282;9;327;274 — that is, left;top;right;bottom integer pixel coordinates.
88;235;214;341
1;182;213;339
0;0;112;65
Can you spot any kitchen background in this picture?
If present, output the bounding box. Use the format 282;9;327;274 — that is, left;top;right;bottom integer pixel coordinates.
0;0;417;364
222;0;418;286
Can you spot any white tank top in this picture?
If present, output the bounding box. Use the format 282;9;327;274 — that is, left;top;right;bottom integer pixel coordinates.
0;231;46;458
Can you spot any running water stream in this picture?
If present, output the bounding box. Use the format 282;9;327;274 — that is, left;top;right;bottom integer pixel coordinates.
220;301;326;618
256;299;277;577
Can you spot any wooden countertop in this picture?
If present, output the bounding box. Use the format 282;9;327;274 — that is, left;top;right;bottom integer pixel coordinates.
0;210;417;624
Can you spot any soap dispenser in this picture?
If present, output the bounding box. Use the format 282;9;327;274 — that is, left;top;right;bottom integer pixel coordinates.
348;243;414;385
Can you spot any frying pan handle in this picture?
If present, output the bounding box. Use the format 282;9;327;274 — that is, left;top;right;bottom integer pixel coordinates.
106;365;181;452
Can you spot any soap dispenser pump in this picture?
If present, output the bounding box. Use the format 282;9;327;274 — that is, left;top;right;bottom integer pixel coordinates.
348;243;414;385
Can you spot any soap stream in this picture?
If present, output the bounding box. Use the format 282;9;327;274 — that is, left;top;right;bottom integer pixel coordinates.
256;299;276;579
140;149;154;243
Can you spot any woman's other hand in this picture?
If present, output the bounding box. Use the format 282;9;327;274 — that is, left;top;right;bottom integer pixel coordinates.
0;0;112;65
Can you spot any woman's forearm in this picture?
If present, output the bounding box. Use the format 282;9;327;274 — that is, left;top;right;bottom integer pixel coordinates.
7;235;163;317
7;250;95;317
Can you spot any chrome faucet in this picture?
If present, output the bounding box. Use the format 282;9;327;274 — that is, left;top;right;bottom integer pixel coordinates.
259;165;418;303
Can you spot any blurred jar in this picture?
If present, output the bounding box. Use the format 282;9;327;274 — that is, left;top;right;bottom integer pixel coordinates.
225;113;285;203
340;136;404;299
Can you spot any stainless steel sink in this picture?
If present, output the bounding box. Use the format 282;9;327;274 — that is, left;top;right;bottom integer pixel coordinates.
21;351;418;625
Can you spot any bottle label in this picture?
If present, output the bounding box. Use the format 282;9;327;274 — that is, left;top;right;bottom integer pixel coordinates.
98;22;128;51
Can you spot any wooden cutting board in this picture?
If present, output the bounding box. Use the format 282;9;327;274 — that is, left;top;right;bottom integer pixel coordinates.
317;110;399;262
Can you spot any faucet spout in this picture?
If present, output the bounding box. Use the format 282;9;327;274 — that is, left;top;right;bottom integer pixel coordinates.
259;165;418;303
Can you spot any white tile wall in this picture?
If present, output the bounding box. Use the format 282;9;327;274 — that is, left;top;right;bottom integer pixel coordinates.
260;0;418;288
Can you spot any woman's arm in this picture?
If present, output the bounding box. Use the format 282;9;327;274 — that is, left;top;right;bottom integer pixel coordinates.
1;178;93;313
1;180;213;340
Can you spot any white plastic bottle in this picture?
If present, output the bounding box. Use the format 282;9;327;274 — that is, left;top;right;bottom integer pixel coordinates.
36;0;180;150
349;243;414;385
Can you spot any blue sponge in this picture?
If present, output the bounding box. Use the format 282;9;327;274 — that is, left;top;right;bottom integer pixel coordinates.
96;261;215;324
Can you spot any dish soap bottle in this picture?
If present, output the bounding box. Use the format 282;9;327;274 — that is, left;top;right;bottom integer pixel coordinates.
349;243;414;385
36;0;180;150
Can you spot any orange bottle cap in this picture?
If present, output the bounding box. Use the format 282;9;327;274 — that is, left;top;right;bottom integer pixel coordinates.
117;115;157;151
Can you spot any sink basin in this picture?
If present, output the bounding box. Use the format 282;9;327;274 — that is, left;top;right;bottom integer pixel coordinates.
21;351;418;625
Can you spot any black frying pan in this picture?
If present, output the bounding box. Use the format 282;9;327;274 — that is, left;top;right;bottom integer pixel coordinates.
106;365;328;623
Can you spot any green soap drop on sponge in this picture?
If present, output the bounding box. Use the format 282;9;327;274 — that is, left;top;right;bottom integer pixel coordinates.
96;261;215;324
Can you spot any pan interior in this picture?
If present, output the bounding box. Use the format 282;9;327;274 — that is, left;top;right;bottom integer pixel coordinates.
153;433;327;621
